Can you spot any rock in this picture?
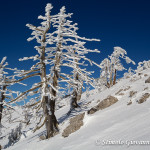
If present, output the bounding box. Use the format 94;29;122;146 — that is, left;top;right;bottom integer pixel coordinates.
88;96;118;114
115;87;130;95
118;93;124;96
144;87;148;91
129;91;137;97
87;107;97;114
127;100;132;105
62;113;85;137
126;76;130;79
115;89;123;95
138;93;150;104
144;74;148;77
39;135;46;140
124;86;130;91
145;77;150;83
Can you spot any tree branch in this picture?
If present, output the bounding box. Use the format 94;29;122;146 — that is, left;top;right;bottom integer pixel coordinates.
7;84;42;104
6;72;41;84
33;116;46;133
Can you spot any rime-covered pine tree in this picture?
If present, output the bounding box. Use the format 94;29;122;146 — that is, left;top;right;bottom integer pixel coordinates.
99;58;111;88
9;3;100;138
99;47;135;88
136;60;150;72
49;6;100;113
110;47;135;85
0;57;20;125
9;4;57;138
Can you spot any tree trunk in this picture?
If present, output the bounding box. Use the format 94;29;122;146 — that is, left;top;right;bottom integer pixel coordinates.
105;66;110;88
109;65;113;87
69;70;80;115
43;96;58;138
0;85;6;125
49;43;61;130
77;84;82;101
40;31;58;138
67;90;80;115
113;69;117;85
43;96;53;138
71;90;80;108
107;81;110;88
70;48;81;110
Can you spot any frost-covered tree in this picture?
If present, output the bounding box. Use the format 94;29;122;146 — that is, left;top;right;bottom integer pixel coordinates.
123;67;135;79
7;123;22;146
8;3;100;138
0;57;19;125
7;4;56;138
99;58;110;88
99;47;135;88
49;7;100;113
66;37;100;112
109;47;135;85
136;60;150;72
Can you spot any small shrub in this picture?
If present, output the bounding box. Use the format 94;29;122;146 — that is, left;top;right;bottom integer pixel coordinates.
8;123;22;146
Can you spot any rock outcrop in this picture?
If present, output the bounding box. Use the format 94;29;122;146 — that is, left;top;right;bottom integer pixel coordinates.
88;96;118;114
62;113;85;137
129;91;137;97
145;77;150;83
138;93;150;104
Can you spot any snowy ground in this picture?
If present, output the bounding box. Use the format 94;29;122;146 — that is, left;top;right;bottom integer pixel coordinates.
1;68;150;150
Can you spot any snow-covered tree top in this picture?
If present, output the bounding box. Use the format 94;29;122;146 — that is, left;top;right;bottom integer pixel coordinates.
136;60;150;72
109;46;135;71
100;58;110;69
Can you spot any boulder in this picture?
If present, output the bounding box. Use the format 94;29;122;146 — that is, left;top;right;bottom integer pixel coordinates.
145;77;150;83
87;107;97;114
88;96;118;114
144;74;148;77
129;91;137;97
138;93;150;104
124;86;130;91
62;113;85;137
127;100;132;105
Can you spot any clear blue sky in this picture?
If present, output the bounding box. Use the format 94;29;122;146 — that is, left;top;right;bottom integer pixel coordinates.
0;0;150;79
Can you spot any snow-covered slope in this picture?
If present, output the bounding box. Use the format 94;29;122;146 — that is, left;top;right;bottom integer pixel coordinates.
1;68;150;150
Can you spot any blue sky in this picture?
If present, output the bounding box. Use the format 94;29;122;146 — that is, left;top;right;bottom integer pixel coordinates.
0;0;150;81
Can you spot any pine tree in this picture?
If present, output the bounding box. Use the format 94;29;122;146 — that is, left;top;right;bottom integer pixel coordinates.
7;4;57;138
49;7;100;113
99;47;135;88
110;47;135;85
0;57;19;125
7;3;100;138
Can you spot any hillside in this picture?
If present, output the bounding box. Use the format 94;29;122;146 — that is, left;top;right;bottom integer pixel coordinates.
1;67;150;150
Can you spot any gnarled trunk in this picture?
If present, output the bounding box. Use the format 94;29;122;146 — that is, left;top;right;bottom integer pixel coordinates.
0;85;6;125
113;69;117;85
109;64;113;87
77;85;82;102
71;90;80;109
41;31;58;138
49;44;61;131
69;70;81;114
43;96;58;138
